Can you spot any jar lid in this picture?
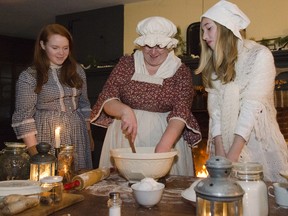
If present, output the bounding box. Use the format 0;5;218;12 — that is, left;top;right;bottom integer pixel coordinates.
232;162;263;174
40;176;63;183
4;142;26;148
61;145;74;150
109;192;120;200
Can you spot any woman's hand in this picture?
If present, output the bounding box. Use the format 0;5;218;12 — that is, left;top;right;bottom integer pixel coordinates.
214;135;226;157
214;134;245;162
120;107;137;143
103;99;137;143
154;143;171;152
226;134;246;162
23;135;38;156
155;119;185;153
88;130;95;151
86;122;95;151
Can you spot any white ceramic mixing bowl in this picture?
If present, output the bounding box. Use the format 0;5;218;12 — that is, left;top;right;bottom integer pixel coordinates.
110;147;177;182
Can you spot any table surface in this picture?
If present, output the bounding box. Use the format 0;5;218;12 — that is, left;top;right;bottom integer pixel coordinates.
53;173;287;216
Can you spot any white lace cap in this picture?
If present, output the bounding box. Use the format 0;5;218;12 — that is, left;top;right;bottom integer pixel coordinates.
201;0;250;40
134;16;178;49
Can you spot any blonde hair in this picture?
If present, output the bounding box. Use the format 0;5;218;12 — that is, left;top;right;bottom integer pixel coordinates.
195;22;238;88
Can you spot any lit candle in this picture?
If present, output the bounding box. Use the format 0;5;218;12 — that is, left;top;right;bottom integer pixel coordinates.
55;127;61;148
63;165;68;174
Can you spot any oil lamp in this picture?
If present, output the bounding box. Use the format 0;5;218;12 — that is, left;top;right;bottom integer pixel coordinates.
30;142;56;181
194;156;244;216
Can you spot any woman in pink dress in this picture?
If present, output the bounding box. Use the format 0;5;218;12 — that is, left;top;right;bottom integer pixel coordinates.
91;16;201;176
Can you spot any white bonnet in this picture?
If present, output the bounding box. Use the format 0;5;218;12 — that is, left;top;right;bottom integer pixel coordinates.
201;0;250;40
134;16;178;49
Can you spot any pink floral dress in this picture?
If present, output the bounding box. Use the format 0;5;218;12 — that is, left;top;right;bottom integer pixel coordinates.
91;55;201;176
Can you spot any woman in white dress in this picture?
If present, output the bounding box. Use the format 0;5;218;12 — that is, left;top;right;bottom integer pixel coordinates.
196;0;288;182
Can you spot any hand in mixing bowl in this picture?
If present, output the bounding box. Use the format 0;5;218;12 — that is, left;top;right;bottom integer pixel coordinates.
155;119;185;153
103;99;138;143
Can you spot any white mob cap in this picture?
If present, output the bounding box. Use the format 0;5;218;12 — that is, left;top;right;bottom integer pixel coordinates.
201;0;250;40
134;16;178;49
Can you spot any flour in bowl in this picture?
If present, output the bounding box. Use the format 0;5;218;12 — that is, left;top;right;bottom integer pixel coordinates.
134;178;163;191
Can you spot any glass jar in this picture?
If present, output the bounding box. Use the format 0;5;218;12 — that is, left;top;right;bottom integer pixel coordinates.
108;192;122;216
0;142;30;180
232;162;268;216
57;146;75;183
40;176;63;205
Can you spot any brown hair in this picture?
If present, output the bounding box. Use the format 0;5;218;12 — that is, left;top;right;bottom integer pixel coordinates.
33;23;83;93
195;21;238;88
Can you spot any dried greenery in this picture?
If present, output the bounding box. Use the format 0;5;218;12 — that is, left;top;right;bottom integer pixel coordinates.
175;26;186;56
258;35;288;50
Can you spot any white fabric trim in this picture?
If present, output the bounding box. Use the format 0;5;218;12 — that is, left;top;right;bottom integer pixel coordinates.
90;97;120;124
72;88;77;110
131;73;164;85
17;131;37;140
52;69;66;112
132;50;181;85
11;118;35;127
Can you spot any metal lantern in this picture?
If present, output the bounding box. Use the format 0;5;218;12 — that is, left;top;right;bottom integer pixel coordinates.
194;156;244;216
30;142;56;181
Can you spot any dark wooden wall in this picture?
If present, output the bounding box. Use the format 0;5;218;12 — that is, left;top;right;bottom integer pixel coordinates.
0;35;35;149
56;5;124;66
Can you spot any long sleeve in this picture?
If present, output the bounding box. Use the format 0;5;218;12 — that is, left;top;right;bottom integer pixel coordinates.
235;45;276;141
90;56;133;127
167;64;201;146
12;69;37;139
206;87;222;138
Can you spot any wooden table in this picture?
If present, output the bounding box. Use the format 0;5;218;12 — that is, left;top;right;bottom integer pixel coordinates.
52;173;287;216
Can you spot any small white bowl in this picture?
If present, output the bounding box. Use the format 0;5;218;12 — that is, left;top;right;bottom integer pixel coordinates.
181;178;202;203
131;182;165;208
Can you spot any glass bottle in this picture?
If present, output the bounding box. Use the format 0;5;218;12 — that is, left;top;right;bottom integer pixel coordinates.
57;146;75;183
108;192;122;216
232;162;268;216
0;142;30;180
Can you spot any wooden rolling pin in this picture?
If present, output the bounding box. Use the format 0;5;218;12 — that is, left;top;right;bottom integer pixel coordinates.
64;167;110;190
